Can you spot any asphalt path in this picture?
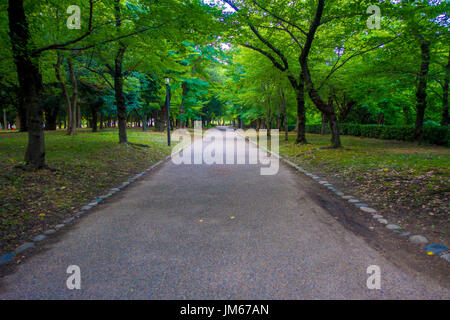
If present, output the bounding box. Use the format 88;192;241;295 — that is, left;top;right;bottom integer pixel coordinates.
0;128;448;299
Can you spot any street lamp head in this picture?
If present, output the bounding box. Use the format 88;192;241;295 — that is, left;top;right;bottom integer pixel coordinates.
165;77;170;85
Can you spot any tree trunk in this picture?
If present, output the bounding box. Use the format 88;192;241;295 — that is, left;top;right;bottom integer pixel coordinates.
114;49;127;142
302;71;341;147
414;40;431;142
441;48;449;126
99;112;103;129
55;53;72;135
179;82;188;128
91;109;98;132
77;100;81;128
294;81;307;143
155;111;161;131
17;102;27;132
142;114;148;131
280;74;305;144
114;0;128;143
266;100;271;137
321;97;341;147
299;0;340;148
159;100;168;132
279;87;288;141
8;0;46;168
45;109;58;130
68;59;77;136
328;113;341;148
56;54;78;136
321;112;326;135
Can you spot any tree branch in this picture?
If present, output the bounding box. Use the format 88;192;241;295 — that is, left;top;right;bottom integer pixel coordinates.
241;44;287;72
33;0;94;55
80;65;114;90
252;0;308;36
317;35;401;90
55;19;177;51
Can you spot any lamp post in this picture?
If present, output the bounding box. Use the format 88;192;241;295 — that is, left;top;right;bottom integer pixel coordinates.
165;77;171;146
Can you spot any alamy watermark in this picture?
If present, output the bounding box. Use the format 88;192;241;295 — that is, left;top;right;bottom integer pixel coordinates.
66;265;81;290
367;5;381;30
170;121;279;176
67;5;81;29
366;265;381;289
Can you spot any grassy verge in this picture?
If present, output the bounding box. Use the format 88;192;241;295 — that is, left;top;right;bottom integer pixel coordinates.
0;128;171;255
278;133;449;244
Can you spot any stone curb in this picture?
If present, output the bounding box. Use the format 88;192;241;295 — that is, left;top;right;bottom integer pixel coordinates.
237;131;449;263
1;155;172;266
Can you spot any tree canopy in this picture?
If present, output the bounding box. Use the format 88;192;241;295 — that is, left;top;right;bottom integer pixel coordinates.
0;0;448;168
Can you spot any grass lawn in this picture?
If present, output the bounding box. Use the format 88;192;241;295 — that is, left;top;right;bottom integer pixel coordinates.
278;133;450;244
0;128;171;255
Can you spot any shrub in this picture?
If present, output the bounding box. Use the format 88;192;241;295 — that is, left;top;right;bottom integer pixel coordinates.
304;123;449;146
360;125;383;138
380;126;415;141
423;125;450;146
340;123;361;136
305;124;323;134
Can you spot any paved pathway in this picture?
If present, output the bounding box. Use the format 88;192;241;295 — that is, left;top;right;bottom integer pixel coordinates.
0;128;448;299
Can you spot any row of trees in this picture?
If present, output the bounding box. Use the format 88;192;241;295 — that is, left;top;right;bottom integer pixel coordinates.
1;0;229;169
213;0;448;147
1;0;448;171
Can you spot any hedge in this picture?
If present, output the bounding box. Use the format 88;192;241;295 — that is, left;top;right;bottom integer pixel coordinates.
304;124;450;146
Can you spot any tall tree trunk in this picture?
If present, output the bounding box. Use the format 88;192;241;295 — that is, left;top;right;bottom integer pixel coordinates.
8;0;45;168
179;82;188;128
91;109;98;132
77;100;81;128
279;87;288;141
67;59;77;136
142;114;148;131
414;40;431;142
266;98;271;137
321;112;326;135
114;52;127;142
55;53;74;135
303;81;341;148
155;110;161;131
441;48;449;126
294;80;307;143
299;0;341;148
99;112;103;129
159;100;168;132
114;0;128;143
326;98;341;148
45;108;58;130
